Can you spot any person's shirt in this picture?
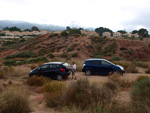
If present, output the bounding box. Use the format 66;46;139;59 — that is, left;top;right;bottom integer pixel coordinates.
72;64;76;70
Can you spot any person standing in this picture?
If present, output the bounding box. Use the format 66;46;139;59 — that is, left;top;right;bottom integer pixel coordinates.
72;62;77;80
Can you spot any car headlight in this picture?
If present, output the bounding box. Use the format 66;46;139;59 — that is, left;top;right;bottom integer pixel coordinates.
117;65;124;71
30;70;33;73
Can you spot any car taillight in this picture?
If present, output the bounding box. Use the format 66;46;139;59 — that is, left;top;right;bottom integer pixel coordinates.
60;68;65;72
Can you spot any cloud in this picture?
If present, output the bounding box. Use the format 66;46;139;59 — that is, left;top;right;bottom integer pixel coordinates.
0;0;150;32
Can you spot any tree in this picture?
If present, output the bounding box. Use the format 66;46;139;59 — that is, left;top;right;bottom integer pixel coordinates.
9;26;21;32
3;27;9;31
31;26;40;31
24;29;31;32
132;30;138;34
117;30;127;34
69;28;81;35
138;28;149;38
66;26;71;31
95;27;113;36
61;30;68;36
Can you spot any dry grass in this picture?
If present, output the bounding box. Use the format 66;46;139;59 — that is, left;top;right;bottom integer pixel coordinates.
0;66;30;78
145;68;150;74
108;74;134;89
131;77;150;113
30;65;37;70
26;76;45;86
0;86;30;113
45;78;118;112
126;64;138;73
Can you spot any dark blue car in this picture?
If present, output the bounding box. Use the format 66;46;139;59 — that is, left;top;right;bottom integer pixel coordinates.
29;62;71;80
82;59;124;76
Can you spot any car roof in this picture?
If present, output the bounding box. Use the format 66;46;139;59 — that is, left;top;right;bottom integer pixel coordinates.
44;62;63;65
85;59;114;65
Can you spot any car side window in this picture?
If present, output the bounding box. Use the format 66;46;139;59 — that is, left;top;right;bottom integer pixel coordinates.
87;60;100;65
49;64;60;68
101;61;111;66
40;65;49;70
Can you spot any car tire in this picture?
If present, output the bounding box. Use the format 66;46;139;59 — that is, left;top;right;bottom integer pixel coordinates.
85;70;91;76
57;74;63;81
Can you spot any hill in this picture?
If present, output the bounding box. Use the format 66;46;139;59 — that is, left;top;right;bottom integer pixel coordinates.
0;20;65;31
0;33;150;66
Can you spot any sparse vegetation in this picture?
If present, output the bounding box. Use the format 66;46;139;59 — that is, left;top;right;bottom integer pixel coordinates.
0;87;30;113
145;68;150;74
112;56;122;61
131;77;150;112
4;51;35;59
126;63;138;73
27;76;45;86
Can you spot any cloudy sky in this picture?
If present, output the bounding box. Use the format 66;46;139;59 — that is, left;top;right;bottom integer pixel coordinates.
0;0;150;32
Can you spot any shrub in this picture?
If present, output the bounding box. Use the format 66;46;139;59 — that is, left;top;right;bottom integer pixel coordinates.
108;74;133;88
145;68;150;74
0;71;4;79
61;31;68;36
30;65;37;70
26;57;48;64
45;78;117;112
49;33;59;38
3;59;17;66
71;53;78;57
131;77;150;112
48;53;54;58
61;52;68;58
0;87;30;113
26;76;45;86
44;81;65;107
4;51;35;59
126;64;138;73
67;47;74;52
38;49;46;56
112;56;121;61
135;75;149;82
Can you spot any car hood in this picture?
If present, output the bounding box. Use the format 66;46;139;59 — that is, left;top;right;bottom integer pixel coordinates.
30;68;38;73
116;65;124;71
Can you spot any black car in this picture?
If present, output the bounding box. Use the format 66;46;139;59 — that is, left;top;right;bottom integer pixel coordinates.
82;59;124;76
29;62;71;80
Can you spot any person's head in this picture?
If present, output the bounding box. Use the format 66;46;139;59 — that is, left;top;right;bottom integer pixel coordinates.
72;62;75;64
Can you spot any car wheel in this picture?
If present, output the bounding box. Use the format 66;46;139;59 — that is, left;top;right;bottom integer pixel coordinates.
114;71;123;75
57;74;63;81
85;70;91;76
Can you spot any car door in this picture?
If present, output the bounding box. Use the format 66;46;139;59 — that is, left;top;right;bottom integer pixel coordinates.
38;64;50;77
100;60;114;74
89;60;101;74
47;64;58;79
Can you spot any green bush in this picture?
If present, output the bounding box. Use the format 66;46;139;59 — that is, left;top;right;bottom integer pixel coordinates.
0;87;30;113
38;49;46;56
112;56;121;61
48;53;54;58
67;47;74;52
49;33;59;38
3;59;17;66
61;31;68;36
4;51;35;59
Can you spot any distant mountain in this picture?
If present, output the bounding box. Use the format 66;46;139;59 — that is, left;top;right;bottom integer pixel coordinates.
0;20;65;31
